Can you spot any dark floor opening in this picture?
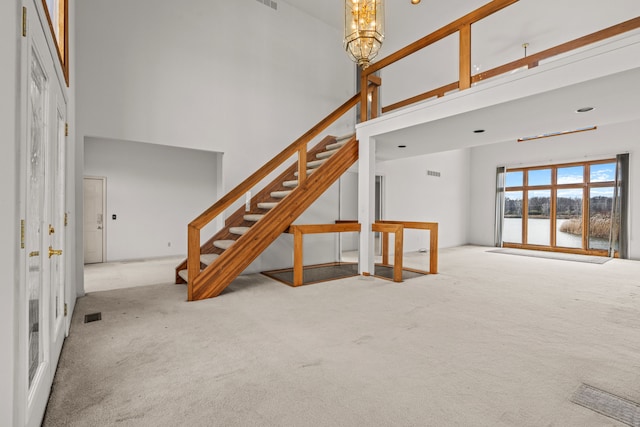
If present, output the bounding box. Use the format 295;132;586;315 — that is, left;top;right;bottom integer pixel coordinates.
262;262;427;287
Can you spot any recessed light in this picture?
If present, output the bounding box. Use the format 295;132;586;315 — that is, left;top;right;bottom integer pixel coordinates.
473;129;485;133
398;145;407;148
576;107;594;113
411;0;421;4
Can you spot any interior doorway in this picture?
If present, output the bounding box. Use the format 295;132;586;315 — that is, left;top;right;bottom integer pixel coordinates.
83;177;106;264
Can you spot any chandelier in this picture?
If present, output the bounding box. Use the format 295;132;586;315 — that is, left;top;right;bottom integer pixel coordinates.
344;0;385;69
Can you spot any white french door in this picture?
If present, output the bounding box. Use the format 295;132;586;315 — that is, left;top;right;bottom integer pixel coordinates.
20;2;67;426
48;79;67;372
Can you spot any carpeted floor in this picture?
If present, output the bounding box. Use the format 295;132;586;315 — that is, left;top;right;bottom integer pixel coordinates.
44;246;640;426
488;248;611;264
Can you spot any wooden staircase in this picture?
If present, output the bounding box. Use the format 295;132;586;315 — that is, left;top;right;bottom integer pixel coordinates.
175;133;358;301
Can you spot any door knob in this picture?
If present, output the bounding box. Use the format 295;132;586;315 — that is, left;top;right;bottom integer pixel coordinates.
48;246;63;258
97;226;102;230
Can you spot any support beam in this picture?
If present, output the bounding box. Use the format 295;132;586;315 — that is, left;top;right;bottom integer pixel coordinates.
358;134;376;276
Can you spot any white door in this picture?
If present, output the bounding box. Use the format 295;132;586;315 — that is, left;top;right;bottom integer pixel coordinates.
83;177;105;264
20;3;67;426
48;79;67;370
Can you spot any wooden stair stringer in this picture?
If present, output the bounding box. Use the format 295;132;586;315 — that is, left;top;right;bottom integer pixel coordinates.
190;136;358;300
175;135;342;284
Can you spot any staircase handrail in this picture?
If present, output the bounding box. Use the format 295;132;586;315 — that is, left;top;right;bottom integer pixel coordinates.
187;92;361;297
189;92;360;231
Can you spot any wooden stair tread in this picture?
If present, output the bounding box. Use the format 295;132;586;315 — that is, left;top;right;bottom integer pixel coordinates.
257;202;279;209
229;227;251;236
178;269;188;282
200;253;219;265
316;149;339;159
294;169;315;177
282;180;298;188
244;214;265;222
213;240;235;250
307;159;327;168
271;190;292;199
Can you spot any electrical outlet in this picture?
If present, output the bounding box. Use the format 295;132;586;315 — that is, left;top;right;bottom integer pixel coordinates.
168;242;171;247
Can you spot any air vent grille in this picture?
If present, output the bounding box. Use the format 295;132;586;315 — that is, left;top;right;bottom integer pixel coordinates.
256;0;277;10
427;170;441;177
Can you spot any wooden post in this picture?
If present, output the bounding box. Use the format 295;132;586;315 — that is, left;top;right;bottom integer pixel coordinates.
459;24;471;90
297;146;307;185
293;227;303;286
393;226;404;283
429;224;438;274
187;224;200;301
360;72;369;122
382;231;389;265
367;75;382;120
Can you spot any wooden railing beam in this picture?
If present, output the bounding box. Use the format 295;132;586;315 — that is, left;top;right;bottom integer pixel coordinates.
362;0;518;76
473;16;640;84
382;82;459;114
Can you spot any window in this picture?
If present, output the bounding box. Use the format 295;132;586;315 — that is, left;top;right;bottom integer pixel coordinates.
42;0;68;85
502;159;618;255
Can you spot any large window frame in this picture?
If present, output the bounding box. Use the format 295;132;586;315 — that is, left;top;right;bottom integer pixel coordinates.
503;159;618;256
41;0;69;85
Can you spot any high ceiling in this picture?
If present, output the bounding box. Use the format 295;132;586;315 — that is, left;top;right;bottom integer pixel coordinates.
283;1;640;160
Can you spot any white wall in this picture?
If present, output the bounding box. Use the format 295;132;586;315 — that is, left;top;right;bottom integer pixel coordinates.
84;138;221;261
75;0;355;273
469;119;640;259
75;0;355;189
377;149;471;252
339;172;359;251
0;1;19;424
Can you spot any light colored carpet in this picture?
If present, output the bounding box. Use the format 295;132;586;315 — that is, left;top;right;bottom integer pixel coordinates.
45;246;640;426
488;248;611;264
83;256;184;293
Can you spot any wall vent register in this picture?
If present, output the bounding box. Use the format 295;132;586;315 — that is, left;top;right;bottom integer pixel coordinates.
256;0;277;11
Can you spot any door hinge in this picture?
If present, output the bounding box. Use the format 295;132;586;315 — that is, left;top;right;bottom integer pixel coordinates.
65;123;69;137
64;303;68;317
64;212;68;226
22;7;27;37
20;220;25;249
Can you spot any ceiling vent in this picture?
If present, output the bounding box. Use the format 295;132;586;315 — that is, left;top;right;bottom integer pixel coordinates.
256;0;277;11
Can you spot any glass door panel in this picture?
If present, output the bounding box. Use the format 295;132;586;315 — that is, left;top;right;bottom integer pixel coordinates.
589;187;614;250
527;189;551;246
503;191;523;243
556;188;583;248
27;48;48;388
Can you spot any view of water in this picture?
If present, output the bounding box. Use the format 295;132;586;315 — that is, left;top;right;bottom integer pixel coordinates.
503;218;610;250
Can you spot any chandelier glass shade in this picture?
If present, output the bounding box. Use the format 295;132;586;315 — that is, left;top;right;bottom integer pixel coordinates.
344;0;385;69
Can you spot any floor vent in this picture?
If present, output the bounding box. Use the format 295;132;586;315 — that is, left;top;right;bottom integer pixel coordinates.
84;312;102;323
571;384;640;427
